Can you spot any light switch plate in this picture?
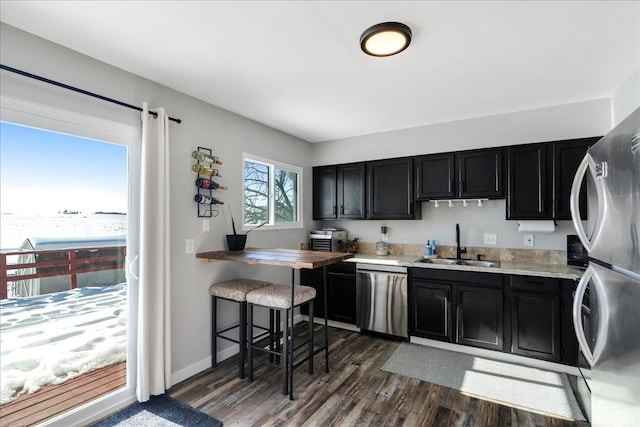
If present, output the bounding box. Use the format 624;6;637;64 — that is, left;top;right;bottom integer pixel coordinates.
185;239;195;254
524;234;534;247
202;219;210;232
484;233;497;245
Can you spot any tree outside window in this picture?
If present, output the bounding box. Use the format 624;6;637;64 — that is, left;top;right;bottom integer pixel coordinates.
243;155;301;229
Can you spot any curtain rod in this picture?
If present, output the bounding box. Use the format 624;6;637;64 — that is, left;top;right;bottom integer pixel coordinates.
0;64;182;124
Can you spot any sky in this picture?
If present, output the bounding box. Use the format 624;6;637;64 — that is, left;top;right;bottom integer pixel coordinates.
0;122;128;215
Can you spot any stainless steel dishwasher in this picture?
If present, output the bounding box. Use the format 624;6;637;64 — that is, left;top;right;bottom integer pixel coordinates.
355;263;408;338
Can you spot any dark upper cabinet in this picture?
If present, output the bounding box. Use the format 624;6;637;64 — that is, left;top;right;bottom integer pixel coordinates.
415;153;456;200
457;149;503;199
337;163;366;219
553;137;599;220
313;163;366;220
368;158;420;219
506;143;551;219
506;137;598;220
415;148;503;201
313;166;337;219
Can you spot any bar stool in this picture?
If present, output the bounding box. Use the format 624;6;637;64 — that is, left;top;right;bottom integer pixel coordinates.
246;284;316;399
210;279;272;379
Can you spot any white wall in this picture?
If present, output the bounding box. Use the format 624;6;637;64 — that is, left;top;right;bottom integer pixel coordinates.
612;67;640;126
313;99;613;250
0;23;314;382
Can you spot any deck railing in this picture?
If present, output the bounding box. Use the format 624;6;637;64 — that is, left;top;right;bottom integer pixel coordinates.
0;245;127;299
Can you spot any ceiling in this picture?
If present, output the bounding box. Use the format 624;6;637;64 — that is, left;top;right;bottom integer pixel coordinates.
0;1;638;143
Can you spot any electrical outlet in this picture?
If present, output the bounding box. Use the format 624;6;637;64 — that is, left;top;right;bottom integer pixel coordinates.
484;233;497;245
202;219;210;232
524;234;534;247
185;239;195;254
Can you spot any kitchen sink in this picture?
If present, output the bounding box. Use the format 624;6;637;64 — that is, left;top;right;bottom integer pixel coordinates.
416;258;499;268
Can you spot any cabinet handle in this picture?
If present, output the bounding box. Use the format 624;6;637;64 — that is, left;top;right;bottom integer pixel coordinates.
340;205;344;214
333;205;337;215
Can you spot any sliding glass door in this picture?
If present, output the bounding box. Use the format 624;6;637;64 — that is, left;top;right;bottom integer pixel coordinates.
0;97;140;426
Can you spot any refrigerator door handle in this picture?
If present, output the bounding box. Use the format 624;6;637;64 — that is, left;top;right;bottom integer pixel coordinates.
573;265;609;367
573;267;595;366
570;153;607;252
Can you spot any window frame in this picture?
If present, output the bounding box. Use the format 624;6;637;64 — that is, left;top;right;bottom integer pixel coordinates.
242;153;303;231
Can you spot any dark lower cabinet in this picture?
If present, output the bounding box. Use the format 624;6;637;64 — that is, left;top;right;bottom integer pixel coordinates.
411;281;453;342
409;268;578;365
511;291;560;361
300;263;356;324
456;285;504;351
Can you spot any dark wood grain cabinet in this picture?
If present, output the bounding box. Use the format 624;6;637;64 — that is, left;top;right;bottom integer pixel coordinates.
411;280;453;342
508;275;577;364
313;163;366;220
506;137;598;220
409;269;504;351
368;157;420;219
300;263;356;324
416;148;503;201
409;268;577;365
456;285;504;351
312;165;337;220
506;143;551;219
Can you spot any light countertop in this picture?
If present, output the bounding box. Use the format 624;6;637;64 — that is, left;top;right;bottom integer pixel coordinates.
344;253;585;280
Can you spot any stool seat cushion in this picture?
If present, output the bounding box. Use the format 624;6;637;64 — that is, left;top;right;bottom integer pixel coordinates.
246;284;316;309
210;279;272;302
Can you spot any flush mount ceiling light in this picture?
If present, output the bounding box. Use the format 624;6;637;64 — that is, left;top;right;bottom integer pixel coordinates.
360;22;412;57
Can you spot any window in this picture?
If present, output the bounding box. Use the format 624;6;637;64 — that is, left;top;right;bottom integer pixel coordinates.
243;153;302;229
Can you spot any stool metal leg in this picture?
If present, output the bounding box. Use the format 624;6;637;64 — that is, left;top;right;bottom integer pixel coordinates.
275;310;281;365
248;302;254;382
283;308;289;396
323;265;329;373
308;299;314;375
239;301;247;379
269;309;275;363
211;295;217;368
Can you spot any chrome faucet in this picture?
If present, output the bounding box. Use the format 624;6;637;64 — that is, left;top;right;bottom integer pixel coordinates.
456;223;467;259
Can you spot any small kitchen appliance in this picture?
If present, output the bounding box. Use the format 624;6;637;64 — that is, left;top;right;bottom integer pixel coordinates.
309;228;346;252
566;235;588;267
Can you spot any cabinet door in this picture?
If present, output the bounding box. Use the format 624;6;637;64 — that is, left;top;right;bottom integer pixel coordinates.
312;166;337;220
299;268;325;318
337;163;366;219
506;143;552;219
458;149;503;198
327;271;357;324
368;158;418;219
511;291;561;361
415;153;456;200
553;137;598;220
411;280;453;341
456;285;504;351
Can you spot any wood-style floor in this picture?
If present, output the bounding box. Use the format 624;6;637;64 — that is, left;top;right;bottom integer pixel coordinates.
0;362;126;427
169;325;589;427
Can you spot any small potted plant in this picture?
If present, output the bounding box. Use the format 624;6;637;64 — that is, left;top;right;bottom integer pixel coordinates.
345;237;360;254
226;210;265;251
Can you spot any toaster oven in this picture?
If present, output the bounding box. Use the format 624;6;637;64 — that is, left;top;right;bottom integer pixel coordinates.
309;229;346;252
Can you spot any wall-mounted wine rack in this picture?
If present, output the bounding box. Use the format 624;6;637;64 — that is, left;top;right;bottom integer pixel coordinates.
193;146;225;217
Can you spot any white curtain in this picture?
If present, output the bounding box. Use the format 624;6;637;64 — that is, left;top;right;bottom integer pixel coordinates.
136;102;172;401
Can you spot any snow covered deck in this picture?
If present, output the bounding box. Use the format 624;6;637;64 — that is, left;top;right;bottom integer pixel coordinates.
0;284;127;407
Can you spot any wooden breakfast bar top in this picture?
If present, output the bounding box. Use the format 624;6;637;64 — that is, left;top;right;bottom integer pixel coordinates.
195;248;353;270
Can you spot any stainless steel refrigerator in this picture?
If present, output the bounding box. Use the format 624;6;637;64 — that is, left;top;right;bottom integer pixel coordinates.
570;107;640;426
